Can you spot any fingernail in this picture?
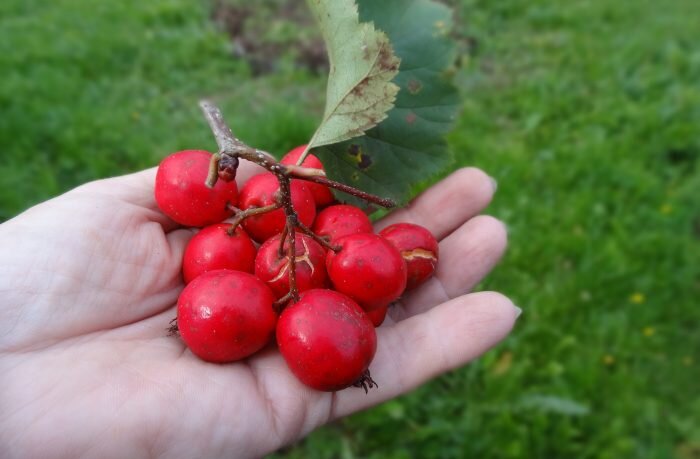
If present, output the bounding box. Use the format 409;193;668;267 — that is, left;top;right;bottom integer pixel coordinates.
513;305;522;319
489;176;498;192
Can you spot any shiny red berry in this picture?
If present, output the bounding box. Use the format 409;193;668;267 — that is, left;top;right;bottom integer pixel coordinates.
182;224;257;283
238;173;316;243
155;150;238;227
177;270;276;363
379;223;439;290
326;233;407;311
277;289;377;391
312;204;373;245
366;303;389;327
281;145;335;207
255;233;327;299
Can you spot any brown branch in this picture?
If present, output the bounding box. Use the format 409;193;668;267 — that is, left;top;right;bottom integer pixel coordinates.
198;100;400;312
200;100;397;209
273;292;293;313
292;175;397;208
277;178;299;302
277;223;289;258
226;203;281;235
296;221;340;253
199;100;278;169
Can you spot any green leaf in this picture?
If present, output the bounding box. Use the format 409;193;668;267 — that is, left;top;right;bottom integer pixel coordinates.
314;0;460;207
305;0;400;151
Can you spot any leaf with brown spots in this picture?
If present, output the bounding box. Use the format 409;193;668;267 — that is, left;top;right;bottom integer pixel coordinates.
314;0;460;208
303;0;401;156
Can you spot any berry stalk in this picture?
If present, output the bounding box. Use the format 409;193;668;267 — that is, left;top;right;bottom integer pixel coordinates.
198;100;395;308
199;100;396;208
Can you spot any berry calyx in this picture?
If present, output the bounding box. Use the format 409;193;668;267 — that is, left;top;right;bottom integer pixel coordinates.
238;172;316;243
177;270;277;363
326;233;407;311
379;223;439;290
312;204;373;245
155;150;238;227
217;154;239;182
281;145;335;207
182;224;257;283
277;289;377;391
255;233;327;299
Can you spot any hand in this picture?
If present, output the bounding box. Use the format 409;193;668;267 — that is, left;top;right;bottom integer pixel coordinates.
0;162;519;458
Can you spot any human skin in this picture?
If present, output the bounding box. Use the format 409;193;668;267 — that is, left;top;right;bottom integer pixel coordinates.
0;161;519;459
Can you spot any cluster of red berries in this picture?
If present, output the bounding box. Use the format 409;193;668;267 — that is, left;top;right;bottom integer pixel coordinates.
154;146;439;392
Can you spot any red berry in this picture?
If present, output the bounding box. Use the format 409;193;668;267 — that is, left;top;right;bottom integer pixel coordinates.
255;233;327;298
182;224;257;283
277;289;377;391
177;270;276;363
238;173;316;243
312;204;373;245
366;303;389;327
326;233;407;311
379;223;439;290
281;145;335;207
155;150;238;227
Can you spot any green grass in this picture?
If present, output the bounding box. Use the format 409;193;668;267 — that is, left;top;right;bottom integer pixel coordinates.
2;0;699;457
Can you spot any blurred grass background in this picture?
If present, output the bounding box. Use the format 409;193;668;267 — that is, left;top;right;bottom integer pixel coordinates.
2;0;699;457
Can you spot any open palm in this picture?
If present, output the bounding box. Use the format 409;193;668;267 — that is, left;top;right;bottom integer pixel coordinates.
0;162;519;458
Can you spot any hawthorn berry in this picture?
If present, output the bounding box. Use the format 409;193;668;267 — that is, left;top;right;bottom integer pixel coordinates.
255;233;327;298
177;270;276;363
379;223;439;290
366;303;389;327
182;224;257;283
281;145;335;207
326;233;407;311
155;150;238;227
238;173;316;243
277;289;377;391
312;204;373;245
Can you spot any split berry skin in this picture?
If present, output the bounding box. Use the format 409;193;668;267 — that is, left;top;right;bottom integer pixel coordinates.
379;223;439;290
239;172;316;243
312;204;374;245
277;289;377;391
155;150;239;227
326;233;407;311
177;270;277;363
281;145;335;207
255;233;328;299
182;224;257;284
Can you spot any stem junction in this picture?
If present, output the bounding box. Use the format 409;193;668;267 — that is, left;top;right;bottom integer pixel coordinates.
199;100;395;309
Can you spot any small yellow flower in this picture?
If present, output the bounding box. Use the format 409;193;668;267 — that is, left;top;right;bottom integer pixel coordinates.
629;293;645;304
682;356;693;366
660;203;672;214
642;326;656;337
602;355;615;365
492;351;513;376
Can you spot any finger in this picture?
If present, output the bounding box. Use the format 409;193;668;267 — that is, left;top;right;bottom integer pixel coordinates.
375;167;497;240
330;291;520;419
393;215;508;320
